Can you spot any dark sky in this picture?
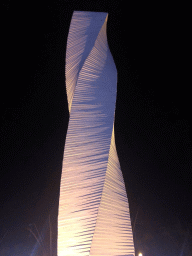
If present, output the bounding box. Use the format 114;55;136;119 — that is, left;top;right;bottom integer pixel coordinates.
1;1;191;255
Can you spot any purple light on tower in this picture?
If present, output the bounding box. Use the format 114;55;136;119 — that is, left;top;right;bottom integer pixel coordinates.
58;11;135;256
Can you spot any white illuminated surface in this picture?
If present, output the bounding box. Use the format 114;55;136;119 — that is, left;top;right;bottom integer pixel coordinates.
58;11;135;256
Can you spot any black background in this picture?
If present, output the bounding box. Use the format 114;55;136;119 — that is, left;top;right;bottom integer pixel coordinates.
1;1;191;255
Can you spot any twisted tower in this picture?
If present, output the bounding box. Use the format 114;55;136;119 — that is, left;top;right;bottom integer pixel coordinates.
58;11;135;256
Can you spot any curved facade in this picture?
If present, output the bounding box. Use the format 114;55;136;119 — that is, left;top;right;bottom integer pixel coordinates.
58;11;135;256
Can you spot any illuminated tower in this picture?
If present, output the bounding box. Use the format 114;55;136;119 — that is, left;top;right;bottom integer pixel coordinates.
58;11;135;256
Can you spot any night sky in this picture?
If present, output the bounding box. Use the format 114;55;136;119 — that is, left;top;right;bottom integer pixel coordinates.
1;1;191;255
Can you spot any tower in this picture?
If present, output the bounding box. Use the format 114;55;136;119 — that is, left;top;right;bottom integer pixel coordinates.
58;11;135;256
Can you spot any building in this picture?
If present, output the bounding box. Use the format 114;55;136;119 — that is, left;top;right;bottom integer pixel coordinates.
58;11;135;256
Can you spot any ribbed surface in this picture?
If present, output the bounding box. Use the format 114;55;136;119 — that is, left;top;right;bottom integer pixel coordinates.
58;11;135;256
